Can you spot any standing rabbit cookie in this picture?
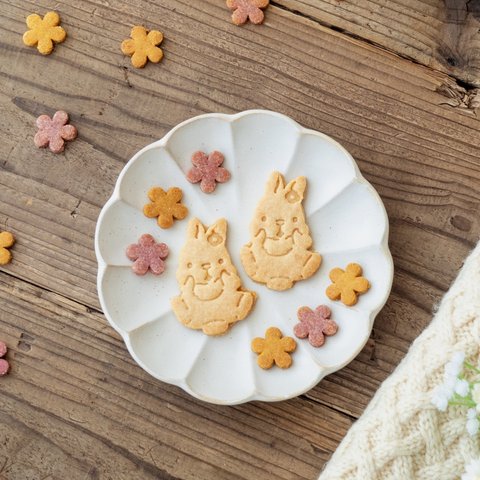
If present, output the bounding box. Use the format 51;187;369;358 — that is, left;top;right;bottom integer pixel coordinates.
171;218;256;335
241;171;321;291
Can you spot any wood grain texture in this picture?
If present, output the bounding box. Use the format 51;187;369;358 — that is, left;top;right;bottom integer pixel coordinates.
273;0;480;87
0;273;350;480
0;0;479;478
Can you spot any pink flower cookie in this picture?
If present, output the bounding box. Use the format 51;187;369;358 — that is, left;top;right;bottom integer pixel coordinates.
126;234;169;275
226;0;269;25
186;151;231;193
0;341;10;376
34;111;77;153
294;305;338;347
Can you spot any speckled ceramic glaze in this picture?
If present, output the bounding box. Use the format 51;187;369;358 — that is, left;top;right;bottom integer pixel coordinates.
95;110;394;404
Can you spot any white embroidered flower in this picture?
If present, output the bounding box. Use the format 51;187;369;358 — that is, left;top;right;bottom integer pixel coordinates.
445;351;465;377
452;351;465;367
452;351;466;367
461;458;480;480
431;384;451;412
472;384;480;406
456;379;470;397
432;352;467;411
443;371;457;391
466;409;480;436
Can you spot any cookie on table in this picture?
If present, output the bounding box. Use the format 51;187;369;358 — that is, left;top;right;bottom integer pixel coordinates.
34;111;77;154
23;11;66;55
226;0;269;25
121;26;164;68
0;231;15;266
0;341;9;376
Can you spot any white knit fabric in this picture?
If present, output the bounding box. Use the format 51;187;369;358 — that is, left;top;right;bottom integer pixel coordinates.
320;242;480;480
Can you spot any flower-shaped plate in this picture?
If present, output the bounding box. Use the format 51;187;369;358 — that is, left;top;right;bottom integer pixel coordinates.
95;110;393;405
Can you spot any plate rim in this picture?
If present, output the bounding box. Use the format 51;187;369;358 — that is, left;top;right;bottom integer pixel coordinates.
94;109;394;405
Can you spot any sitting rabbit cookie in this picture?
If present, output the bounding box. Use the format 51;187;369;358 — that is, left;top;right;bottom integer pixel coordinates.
241;171;321;291
171;218;256;336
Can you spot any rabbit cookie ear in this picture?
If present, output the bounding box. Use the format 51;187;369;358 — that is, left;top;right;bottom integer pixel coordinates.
284;176;306;203
206;218;227;246
187;218;206;240
266;171;286;194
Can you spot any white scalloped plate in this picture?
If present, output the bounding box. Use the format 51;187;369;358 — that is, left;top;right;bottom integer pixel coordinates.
95;110;393;405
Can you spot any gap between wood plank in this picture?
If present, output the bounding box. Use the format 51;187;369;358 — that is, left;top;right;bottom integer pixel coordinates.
0;267;103;316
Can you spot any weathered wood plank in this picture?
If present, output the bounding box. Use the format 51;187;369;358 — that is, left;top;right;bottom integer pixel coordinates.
273;0;480;87
0;272;350;479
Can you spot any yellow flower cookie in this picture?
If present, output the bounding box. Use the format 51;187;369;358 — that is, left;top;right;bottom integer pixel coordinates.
143;187;188;229
0;231;15;265
23;11;66;55
121;26;164;68
326;263;370;306
251;327;296;369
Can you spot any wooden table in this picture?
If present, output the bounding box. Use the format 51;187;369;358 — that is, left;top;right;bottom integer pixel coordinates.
1;1;479;479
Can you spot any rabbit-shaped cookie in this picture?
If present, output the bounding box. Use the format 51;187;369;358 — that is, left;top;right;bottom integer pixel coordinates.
171;218;256;335
241;171;321;291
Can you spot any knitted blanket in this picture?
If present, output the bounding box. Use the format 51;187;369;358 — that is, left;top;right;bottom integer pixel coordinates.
319;243;480;480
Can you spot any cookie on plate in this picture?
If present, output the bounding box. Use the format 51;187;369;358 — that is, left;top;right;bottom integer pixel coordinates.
171;218;256;336
251;327;296;369
326;263;370;306
241;171;321;291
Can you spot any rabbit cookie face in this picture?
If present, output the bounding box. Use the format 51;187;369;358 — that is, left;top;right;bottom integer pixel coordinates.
171;218;256;336
241;172;321;291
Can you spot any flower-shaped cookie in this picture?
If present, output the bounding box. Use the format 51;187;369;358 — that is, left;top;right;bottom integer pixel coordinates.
326;263;370;306
186;151;231;193
226;0;269;25
251;327;296;369
121;26;164;68
0;341;9;376
0;231;15;266
34;111;77;154
126;234;169;275
143;187;188;229
23;11;66;55
294;305;338;347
